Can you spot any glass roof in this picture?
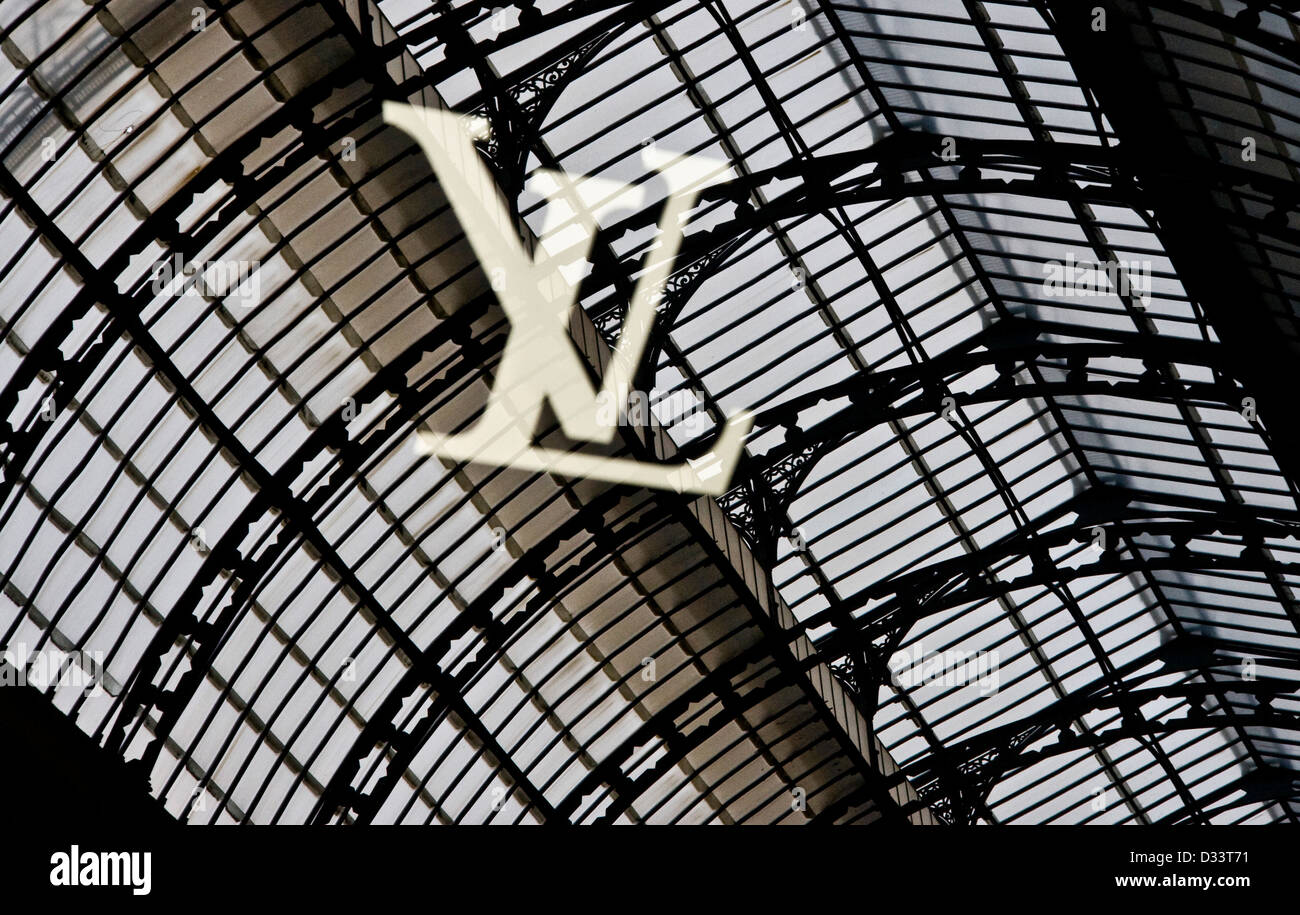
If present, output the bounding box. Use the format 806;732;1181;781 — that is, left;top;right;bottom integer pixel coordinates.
2;0;1299;824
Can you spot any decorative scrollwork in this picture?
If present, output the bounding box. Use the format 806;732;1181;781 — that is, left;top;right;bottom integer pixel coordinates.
595;238;745;347
512;35;608;115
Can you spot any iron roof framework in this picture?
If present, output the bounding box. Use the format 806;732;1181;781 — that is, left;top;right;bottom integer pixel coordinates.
0;0;1298;824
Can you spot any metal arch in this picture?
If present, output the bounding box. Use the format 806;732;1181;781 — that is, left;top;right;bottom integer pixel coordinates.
792;482;1300;654
1158;764;1300;825
815;654;1298;825
739;366;1253;494
583;137;1139;327
909;708;1300;825
585;134;1300;279
411;3;632;205
814;546;1300;674
715;323;1251;557
880;625;1300;823
901;672;1296;825
736;332;1250;464
108;309;500;772
748;322;1247;427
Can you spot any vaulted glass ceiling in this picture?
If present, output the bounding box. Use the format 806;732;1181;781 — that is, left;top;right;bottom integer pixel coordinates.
2;0;1298;824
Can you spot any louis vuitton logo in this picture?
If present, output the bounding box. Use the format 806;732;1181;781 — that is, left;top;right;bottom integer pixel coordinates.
384;102;752;495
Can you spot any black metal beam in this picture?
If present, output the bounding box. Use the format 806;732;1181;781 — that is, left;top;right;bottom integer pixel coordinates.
1041;0;1300;494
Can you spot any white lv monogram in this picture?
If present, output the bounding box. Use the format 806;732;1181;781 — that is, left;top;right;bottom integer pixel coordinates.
384;102;752;495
